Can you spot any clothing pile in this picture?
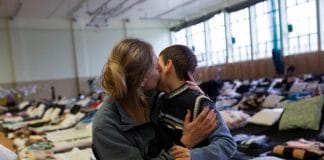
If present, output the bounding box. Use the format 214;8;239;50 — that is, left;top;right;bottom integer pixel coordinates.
272;139;324;160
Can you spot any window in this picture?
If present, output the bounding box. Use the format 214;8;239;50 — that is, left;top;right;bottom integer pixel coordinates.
169;0;322;68
286;0;317;55
207;13;227;64
187;22;207;66
172;29;187;45
254;0;280;59
229;8;251;62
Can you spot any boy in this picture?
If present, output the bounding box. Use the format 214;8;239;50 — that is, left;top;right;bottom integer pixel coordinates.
150;45;236;160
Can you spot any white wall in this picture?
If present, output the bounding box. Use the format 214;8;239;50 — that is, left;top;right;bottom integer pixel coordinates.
3;19;76;82
78;21;171;77
71;19;171;78
15;24;76;81
0;18;171;87
127;28;171;54
125;20;172;54
80;28;124;77
0;20;14;84
22;29;75;80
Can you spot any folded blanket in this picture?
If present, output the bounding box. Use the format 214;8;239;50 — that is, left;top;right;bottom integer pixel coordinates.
272;139;324;160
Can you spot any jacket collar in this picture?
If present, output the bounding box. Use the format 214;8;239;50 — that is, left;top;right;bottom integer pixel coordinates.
110;100;150;131
166;83;188;99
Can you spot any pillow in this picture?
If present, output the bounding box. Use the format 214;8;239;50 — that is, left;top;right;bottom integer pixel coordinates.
248;108;284;126
289;82;307;93
318;83;324;95
262;94;284;108
305;81;319;91
279;96;324;130
216;99;238;109
220;110;250;129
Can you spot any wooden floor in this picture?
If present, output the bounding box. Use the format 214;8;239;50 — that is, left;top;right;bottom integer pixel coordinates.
0;131;15;152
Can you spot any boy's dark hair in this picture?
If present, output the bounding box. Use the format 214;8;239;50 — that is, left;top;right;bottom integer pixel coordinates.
159;45;197;80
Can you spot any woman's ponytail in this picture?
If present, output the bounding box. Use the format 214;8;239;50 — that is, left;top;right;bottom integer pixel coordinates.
101;58;127;99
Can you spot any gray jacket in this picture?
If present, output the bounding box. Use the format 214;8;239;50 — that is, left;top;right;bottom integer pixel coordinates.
92;99;171;160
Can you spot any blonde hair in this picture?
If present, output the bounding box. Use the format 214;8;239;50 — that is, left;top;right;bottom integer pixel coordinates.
101;38;154;105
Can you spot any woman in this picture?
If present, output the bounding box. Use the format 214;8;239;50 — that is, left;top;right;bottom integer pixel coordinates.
92;38;217;160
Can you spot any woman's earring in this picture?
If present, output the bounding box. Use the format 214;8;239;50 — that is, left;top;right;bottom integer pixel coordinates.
140;78;147;87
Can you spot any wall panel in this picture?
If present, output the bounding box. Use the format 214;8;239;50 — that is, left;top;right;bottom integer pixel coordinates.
194;52;324;82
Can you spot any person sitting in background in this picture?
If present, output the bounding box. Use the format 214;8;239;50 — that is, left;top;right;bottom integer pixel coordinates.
198;80;223;102
281;65;298;92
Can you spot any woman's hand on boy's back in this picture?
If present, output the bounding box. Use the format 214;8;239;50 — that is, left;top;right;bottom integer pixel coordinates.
186;72;204;94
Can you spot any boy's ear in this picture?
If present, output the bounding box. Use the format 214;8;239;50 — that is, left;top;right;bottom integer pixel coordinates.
165;59;174;73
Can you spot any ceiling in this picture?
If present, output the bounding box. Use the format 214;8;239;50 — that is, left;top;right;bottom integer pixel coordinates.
0;0;241;26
